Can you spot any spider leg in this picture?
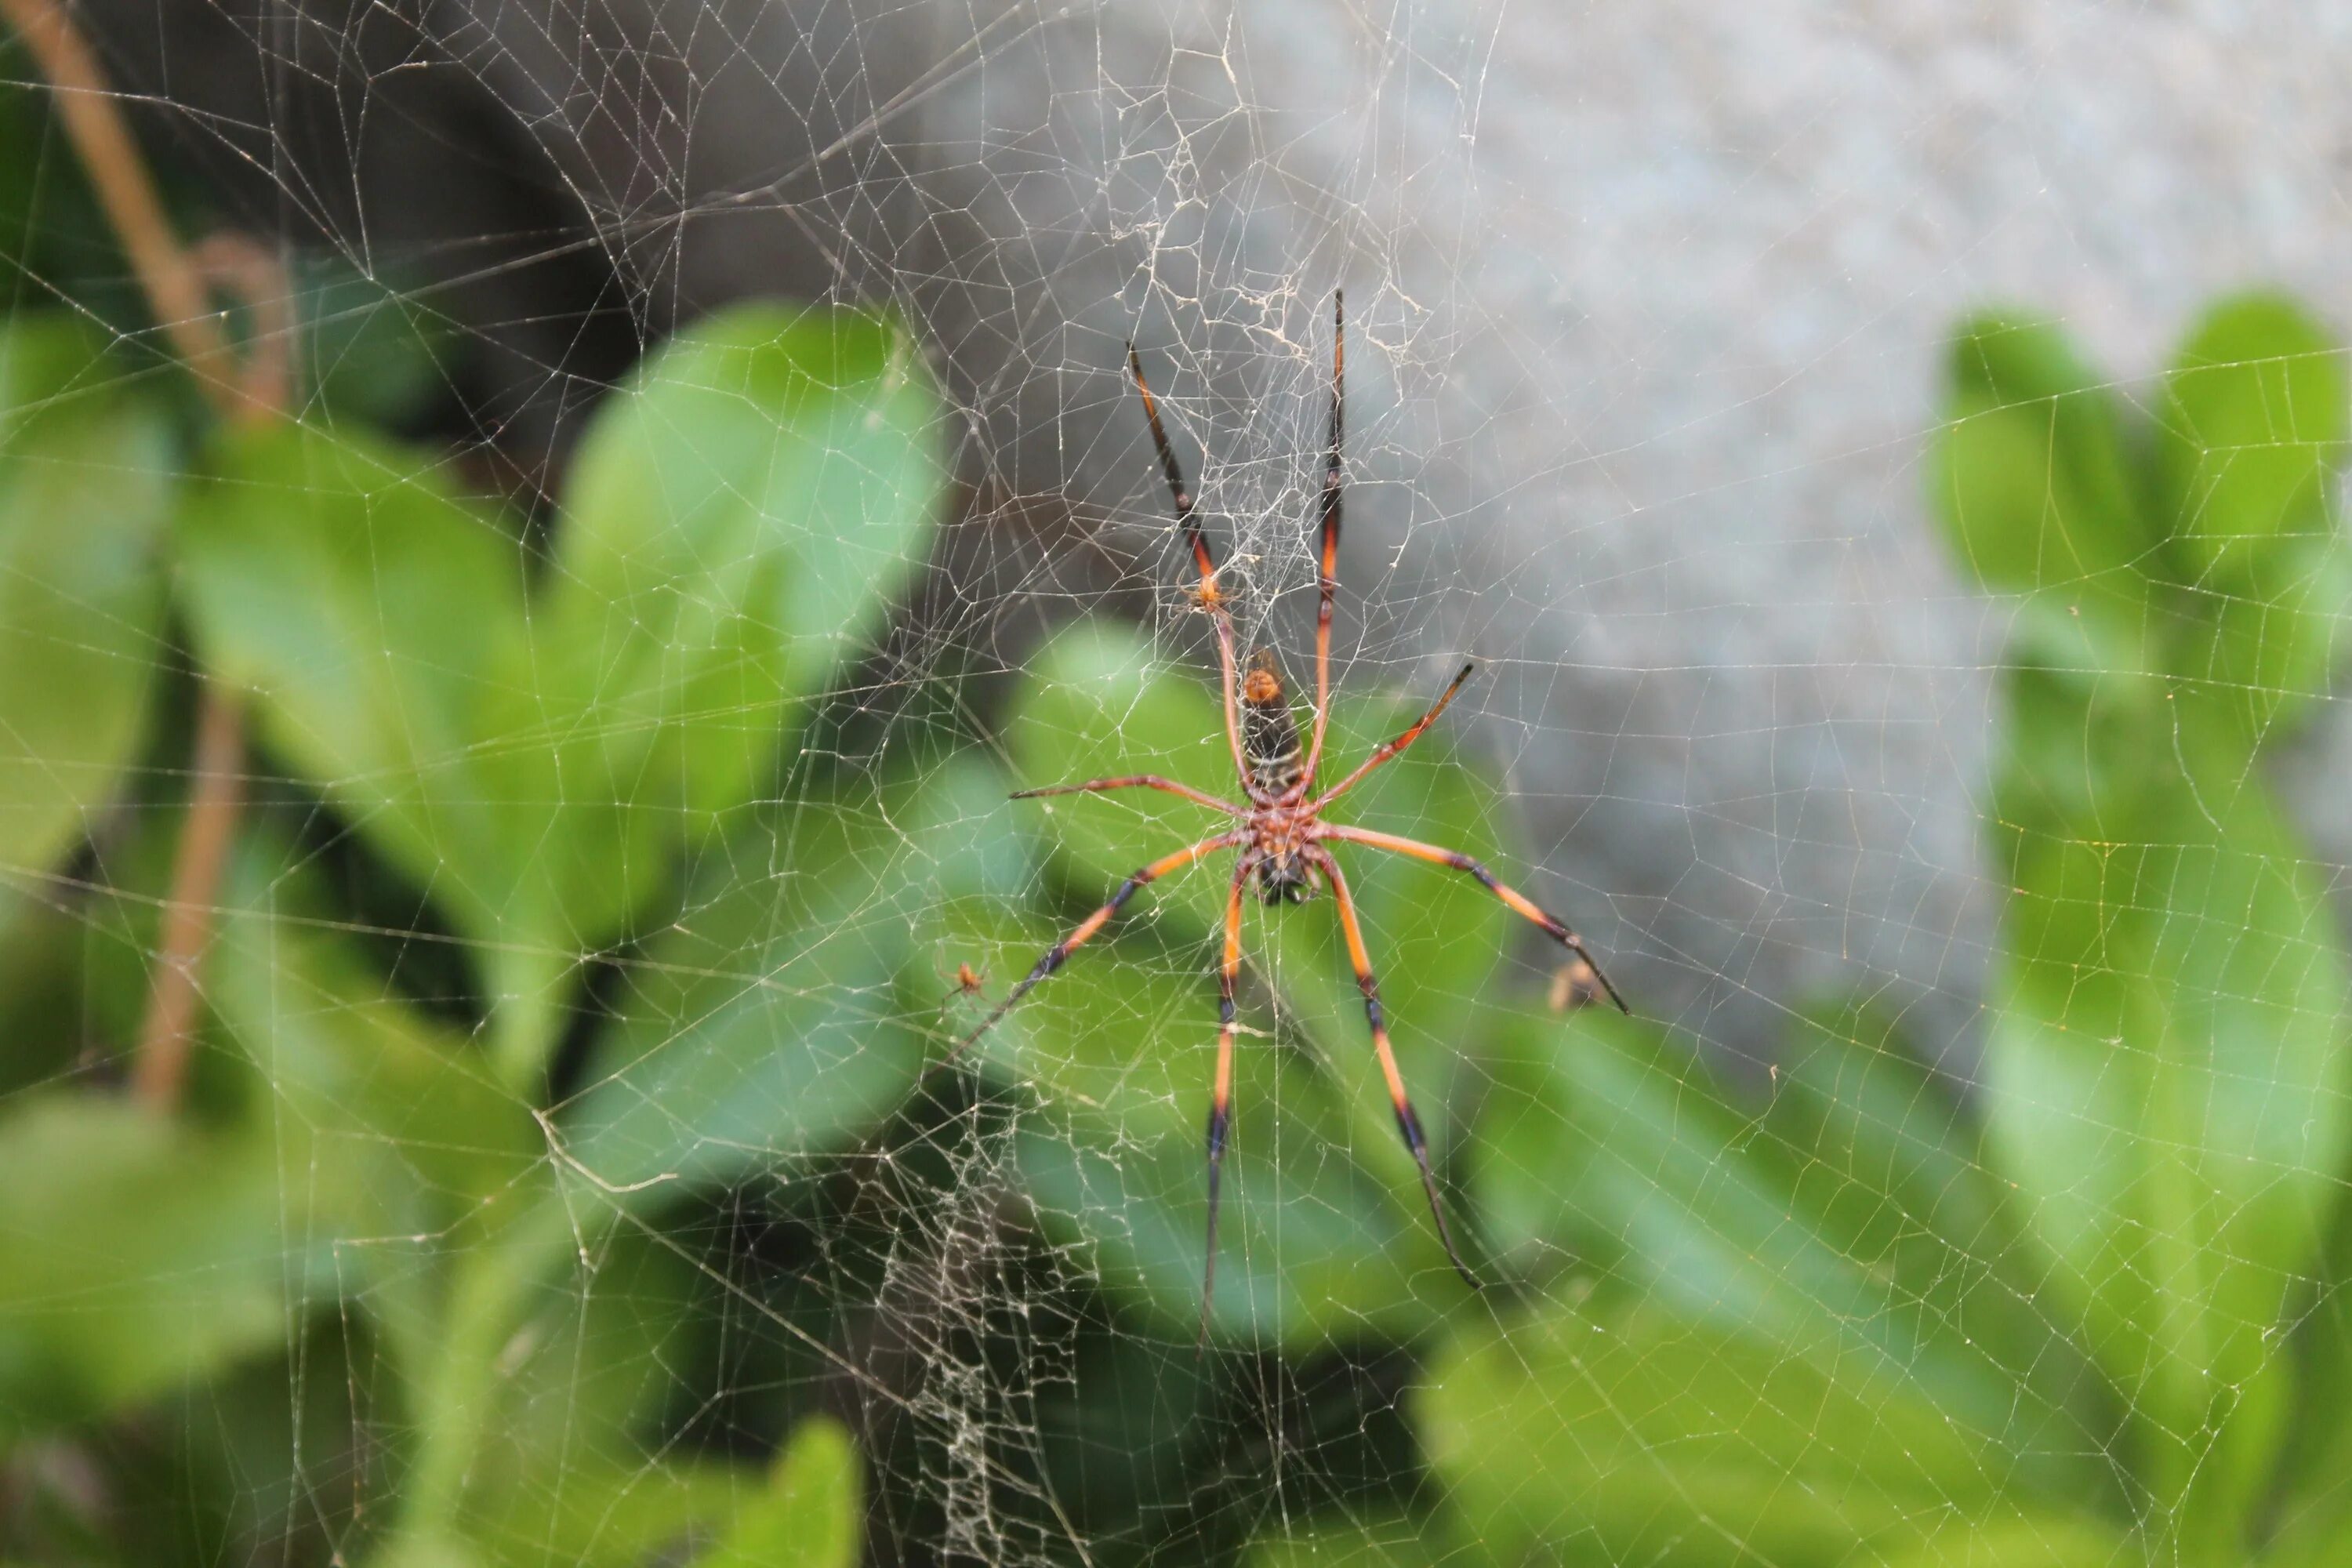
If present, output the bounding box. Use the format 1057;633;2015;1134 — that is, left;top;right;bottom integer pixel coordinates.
1200;850;1257;1345
1297;290;1345;798
1129;344;1253;795
936;832;1243;1072
1011;775;1244;815
1309;661;1475;811
1315;823;1630;1014
1311;847;1479;1288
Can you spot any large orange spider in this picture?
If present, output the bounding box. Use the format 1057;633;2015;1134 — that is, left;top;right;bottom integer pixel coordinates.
957;294;1629;1328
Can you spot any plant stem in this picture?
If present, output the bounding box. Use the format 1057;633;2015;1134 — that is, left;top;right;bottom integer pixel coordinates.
130;690;242;1108
0;0;295;1109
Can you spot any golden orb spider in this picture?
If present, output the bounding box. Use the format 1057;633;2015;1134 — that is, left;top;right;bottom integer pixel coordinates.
954;293;1629;1331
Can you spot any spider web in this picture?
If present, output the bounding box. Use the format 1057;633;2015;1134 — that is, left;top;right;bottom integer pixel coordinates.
6;2;2352;1565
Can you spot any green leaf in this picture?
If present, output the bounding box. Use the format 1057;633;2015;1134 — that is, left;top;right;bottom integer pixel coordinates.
1420;1295;2131;1567
1242;1511;1470;1568
203;830;540;1238
1471;1005;2097;1480
564;757;996;1196
1932;315;2157;608
404;1458;765;1568
0;1095;287;1439
545;303;942;847
178;303;944;1086
694;1417;862;1568
2154;291;2347;590
0;318;175;878
1988;662;2168;846
935;893;1472;1345
2169;532;2352;740
479;1225;703;1497
174;419;553;959
1981;693;2349;1550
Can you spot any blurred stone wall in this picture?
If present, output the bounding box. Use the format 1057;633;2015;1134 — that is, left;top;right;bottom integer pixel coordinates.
84;0;2352;1069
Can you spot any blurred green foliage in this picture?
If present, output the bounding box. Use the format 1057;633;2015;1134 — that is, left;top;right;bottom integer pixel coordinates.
1246;294;2352;1567
7;193;2352;1568
0;302;919;1563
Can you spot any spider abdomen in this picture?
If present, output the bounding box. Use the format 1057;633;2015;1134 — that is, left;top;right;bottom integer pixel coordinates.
1240;649;1306;798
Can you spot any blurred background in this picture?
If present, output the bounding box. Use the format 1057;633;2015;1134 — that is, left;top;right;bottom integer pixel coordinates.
5;2;2352;1564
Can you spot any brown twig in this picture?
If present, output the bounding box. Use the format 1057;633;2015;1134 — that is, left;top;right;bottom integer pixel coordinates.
3;0;292;1107
129;691;243;1108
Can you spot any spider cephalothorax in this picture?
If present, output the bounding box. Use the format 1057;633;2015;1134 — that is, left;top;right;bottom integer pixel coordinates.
949;292;1630;1338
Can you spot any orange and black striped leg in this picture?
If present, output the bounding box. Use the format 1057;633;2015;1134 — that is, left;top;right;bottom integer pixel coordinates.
1129;343;1251;793
1316;824;1630;1014
1200;851;1257;1345
1313;848;1478;1288
1012;775;1244;815
1308;660;1476;810
936;833;1242;1072
1298;290;1345;797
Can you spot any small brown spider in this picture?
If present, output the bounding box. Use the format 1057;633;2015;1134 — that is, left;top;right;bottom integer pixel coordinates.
952;293;1628;1330
940;960;989;1004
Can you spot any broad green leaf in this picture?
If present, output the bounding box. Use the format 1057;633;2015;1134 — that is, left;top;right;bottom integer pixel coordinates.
551;304;939;846
931;893;1472;1346
175;419;546;953
1981;694;2348;1548
1768;1001;2009;1275
180;303;944;1085
695;1417;862;1568
406;1457;768;1568
204;830;540;1240
2268;1196;2352;1568
0;1095;287;1439
1421;1296;2128;1568
470;1227;703;1520
1933;318;2154;574
563;758;997;1195
1471;1006;2095;1480
1243;1511;1470;1567
2154;292;2347;589
1764;1001;2113;1477
2169;532;2352;740
0;318;175;878
1987;662;2167;847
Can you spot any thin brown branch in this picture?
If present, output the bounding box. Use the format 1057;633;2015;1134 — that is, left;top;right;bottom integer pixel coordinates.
2;0;295;1108
130;692;242;1109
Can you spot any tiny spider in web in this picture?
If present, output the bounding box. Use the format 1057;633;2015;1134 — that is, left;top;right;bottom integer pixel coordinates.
950;292;1630;1331
939;958;989;1004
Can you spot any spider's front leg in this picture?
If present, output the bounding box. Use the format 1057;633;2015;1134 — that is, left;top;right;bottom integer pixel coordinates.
1128;344;1254;794
935;832;1243;1072
1011;775;1243;815
1318;823;1629;1014
1311;847;1479;1288
1299;289;1345;795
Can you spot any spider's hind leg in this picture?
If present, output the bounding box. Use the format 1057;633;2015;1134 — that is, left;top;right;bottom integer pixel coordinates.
1201;852;1258;1345
1311;848;1479;1288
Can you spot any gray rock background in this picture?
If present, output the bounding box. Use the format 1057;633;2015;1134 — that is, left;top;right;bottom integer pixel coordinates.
90;0;2352;1069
